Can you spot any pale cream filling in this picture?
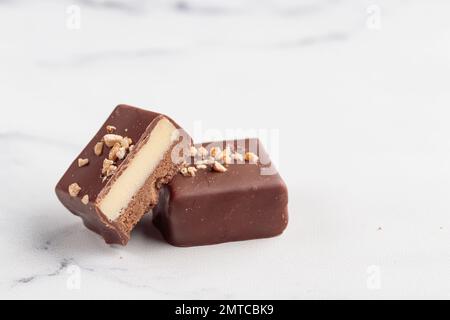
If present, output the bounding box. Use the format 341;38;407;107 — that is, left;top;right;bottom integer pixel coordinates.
99;118;178;222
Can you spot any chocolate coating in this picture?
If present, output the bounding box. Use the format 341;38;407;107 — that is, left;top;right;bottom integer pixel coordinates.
153;139;289;247
55;104;187;245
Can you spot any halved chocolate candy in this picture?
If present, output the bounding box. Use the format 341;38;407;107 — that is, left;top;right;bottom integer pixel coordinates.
153;138;289;247
55;105;190;245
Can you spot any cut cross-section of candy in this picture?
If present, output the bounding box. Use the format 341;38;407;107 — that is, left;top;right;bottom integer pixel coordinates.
55;104;190;245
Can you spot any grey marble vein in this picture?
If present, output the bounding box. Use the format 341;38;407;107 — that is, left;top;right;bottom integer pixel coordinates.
174;0;237;15
38;241;52;251
278;32;349;48
76;0;146;14
13;258;73;287
36;48;183;68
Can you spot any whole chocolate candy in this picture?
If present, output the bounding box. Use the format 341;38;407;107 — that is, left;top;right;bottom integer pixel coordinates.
153;138;289;247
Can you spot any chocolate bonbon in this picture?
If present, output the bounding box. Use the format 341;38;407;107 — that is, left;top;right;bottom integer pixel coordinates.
153;138;289;247
55;105;189;245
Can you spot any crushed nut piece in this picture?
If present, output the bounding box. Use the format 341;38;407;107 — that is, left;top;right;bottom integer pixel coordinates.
116;147;127;160
78;158;89;167
81;195;89;205
222;155;232;165
106;125;116;133
187;166;197;177
231;152;244;162
189;146;198;157
121;137;132;149
213;161;227;173
197;146;208;159
68;183;81;197
102;159;114;175
94;142;104;156
245;152;259;163
180;167;189;177
108;143;121;160
120;138;129;149
106;165;117;177
196;164;207;170
217;147;232;163
215;151;223;160
103;134;124;147
129;145;135;152
210;147;221;159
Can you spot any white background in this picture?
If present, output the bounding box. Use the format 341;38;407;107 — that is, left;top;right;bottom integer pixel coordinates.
0;0;449;299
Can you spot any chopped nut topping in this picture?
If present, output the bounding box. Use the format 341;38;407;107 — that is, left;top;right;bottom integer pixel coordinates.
81;195;89;205
116;147;127;160
245;152;259;163
121;137;132;149
106;125;117;133
102;159;114;175
222;155;232;165
78;158;89;167
94;142;104;156
68;183;81;197
189;146;198;157
103;134;124;148
120;138;129;149
129;145;135;152
216;147;231;164
180;167;189;177
108;143;121;161
106;165;117;177
210;147;221;159
213;161;227;173
196;164;207;170
197;146;208;159
214;150;223;160
231;152;244;162
187;166;197;177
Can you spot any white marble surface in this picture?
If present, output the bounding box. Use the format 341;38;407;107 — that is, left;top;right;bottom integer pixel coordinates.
1;0;449;299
